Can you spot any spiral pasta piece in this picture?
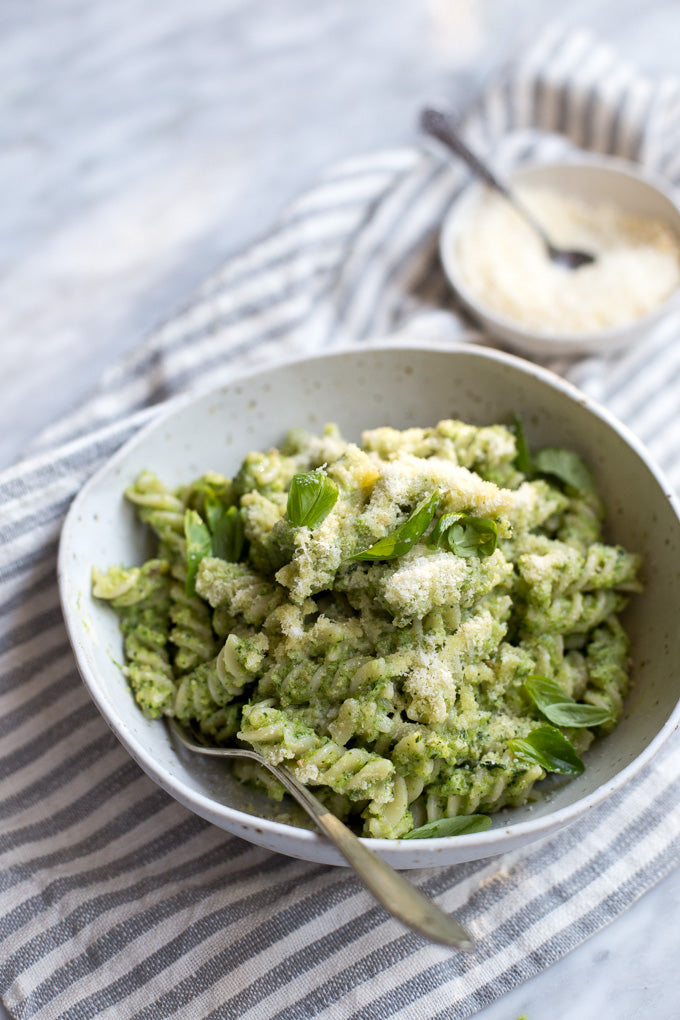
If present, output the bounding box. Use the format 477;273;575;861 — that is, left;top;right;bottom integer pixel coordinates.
266;650;397;712
364;775;412;838
518;541;641;605
125;471;186;553
327;692;394;746
169;560;218;674
425;760;544;818
361;419;521;485
174;665;242;744
557;494;605;550
233;449;298;497
238;702;394;805
196;558;285;626
582;617;630;727
569;543;642;593
93;560;175;718
175;632;267;724
522;589;625;636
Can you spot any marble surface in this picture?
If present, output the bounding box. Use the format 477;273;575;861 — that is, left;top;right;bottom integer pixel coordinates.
2;1;680;1017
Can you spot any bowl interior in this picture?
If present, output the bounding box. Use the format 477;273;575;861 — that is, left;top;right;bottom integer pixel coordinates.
59;344;680;867
440;158;680;357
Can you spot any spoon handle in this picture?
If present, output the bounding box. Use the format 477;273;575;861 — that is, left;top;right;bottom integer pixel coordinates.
420;106;560;256
420;108;511;199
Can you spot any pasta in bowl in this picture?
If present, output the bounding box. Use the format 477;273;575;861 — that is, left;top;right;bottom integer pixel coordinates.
59;344;680;867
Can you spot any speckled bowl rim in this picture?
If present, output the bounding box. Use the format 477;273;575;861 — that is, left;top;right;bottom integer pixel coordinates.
58;341;680;865
440;154;680;357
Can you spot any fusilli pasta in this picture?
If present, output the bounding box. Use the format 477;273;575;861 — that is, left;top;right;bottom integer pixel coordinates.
93;418;642;837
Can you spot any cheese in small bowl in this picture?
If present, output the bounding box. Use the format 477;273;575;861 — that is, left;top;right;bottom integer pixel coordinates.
440;157;680;357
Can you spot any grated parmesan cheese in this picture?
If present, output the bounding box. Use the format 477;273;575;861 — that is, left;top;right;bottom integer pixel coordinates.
456;185;680;333
382;549;468;622
365;454;514;520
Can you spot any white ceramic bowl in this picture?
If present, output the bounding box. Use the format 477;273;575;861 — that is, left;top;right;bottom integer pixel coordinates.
58;343;680;868
440;156;680;358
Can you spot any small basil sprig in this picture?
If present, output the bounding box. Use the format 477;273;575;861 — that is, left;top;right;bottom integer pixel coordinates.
184;509;213;596
427;512;498;559
532;447;595;497
350;489;440;562
286;468;339;529
524;674;613;728
512;415;534;475
513;417;594;496
402;814;492;840
205;498;244;563
508;725;584;776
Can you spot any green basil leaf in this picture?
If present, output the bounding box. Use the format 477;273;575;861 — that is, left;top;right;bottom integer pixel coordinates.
508;725;585;776
427;511;464;550
524;674;612;728
402;814;492;839
512;420;596;497
350;489;440;561
428;512;498;558
184;509;213;596
286;468;339;528
524;674;571;706
451;516;498;558
206;498;244;562
532;447;595;496
542;703;614;727
512;415;534;474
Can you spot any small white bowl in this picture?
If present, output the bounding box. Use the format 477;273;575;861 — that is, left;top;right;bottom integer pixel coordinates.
58;343;680;868
440;156;680;358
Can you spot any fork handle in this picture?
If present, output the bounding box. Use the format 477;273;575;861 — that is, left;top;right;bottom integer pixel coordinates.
276;765;474;950
167;721;473;950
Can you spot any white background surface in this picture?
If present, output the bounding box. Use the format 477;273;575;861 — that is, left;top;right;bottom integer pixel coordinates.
3;2;679;1017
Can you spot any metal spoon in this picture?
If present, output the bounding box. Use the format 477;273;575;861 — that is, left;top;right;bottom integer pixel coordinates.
167;718;474;950
420;107;595;270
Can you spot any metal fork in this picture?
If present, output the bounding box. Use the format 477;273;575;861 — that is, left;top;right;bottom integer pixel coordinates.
167;718;474;950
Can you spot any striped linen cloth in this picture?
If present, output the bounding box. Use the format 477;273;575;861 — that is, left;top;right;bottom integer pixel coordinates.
3;24;680;1019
